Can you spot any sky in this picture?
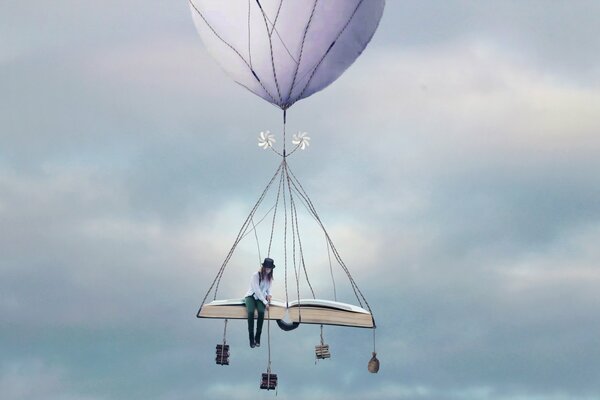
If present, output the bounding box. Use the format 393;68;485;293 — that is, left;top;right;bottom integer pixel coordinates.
2;1;600;399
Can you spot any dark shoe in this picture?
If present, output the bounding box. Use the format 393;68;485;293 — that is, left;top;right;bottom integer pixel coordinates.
249;338;255;348
255;336;261;347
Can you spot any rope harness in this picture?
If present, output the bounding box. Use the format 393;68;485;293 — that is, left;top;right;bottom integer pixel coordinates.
198;109;379;381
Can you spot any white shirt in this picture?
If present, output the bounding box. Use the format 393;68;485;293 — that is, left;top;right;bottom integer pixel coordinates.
245;271;272;305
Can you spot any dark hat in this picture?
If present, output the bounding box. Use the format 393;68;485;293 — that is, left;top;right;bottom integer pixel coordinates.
262;257;275;269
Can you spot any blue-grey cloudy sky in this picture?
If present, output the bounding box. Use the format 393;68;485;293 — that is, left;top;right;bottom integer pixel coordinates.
2;1;600;399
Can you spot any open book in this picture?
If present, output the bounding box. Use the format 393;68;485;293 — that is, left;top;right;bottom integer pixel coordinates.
198;298;374;328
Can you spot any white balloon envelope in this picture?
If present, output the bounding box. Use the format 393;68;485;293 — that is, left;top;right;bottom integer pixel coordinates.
190;0;385;109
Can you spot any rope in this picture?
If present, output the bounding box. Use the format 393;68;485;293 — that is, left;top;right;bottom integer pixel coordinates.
284;165;305;323
268;111;286;158
269;146;284;158
251;215;261;265
212;165;283;301
247;0;252;68
314;324;333;364
326;239;337;301
240;204;276;241
286;167;353;289
282;160;289;306
295;0;366;101
284;0;318;107
270;0;284;36
283;110;287;157
255;0;283;103
189;0;279;105
282;111;289;305
268;0;298;66
265;306;275;392
189;0;250;66
232;79;279;110
267;307;272;375
267;163;285;256
285;162;315;300
320;324;324;346
288;170;300;288
286;142;304;157
293;198;315;300
373;326;376;353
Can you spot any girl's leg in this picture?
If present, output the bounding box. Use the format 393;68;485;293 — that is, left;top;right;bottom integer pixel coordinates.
255;300;266;343
244;296;256;347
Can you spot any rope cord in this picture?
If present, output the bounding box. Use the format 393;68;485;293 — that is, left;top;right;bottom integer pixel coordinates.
283;164;307;324
240;204;276;241
286;142;304;157
232;79;278;109
286;166;301;291
268;0;298;65
292;202;301;287
315;324;326;365
266;111;287;158
293;194;315;300
373;327;377;352
267;306;272;372
290;188;298;284
189;0;249;66
269;0;284;36
295;0;365;101
281;110;290;305
189;0;278;105
285;162;316;300
267;164;285;256
252;0;300;66
251;215;262;265
247;0;252;68
211;208;260;300
282;172;325;227
285;168;357;291
282;160;289;306
255;0;283;103
269;145;284;158
326;239;337;301
283;110;287;157
285;0;318;107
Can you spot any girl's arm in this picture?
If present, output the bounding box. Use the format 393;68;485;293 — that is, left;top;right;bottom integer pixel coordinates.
250;273;268;305
266;282;272;301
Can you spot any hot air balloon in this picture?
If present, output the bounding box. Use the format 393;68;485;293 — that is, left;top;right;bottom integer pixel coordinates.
189;0;384;389
190;0;385;109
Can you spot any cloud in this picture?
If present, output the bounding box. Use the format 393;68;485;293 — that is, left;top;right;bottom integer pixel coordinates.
0;359;104;400
2;2;600;400
377;1;600;81
81;37;218;93
300;37;600;244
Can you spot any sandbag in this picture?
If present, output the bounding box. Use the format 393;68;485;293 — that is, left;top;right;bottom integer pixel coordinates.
368;352;380;373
